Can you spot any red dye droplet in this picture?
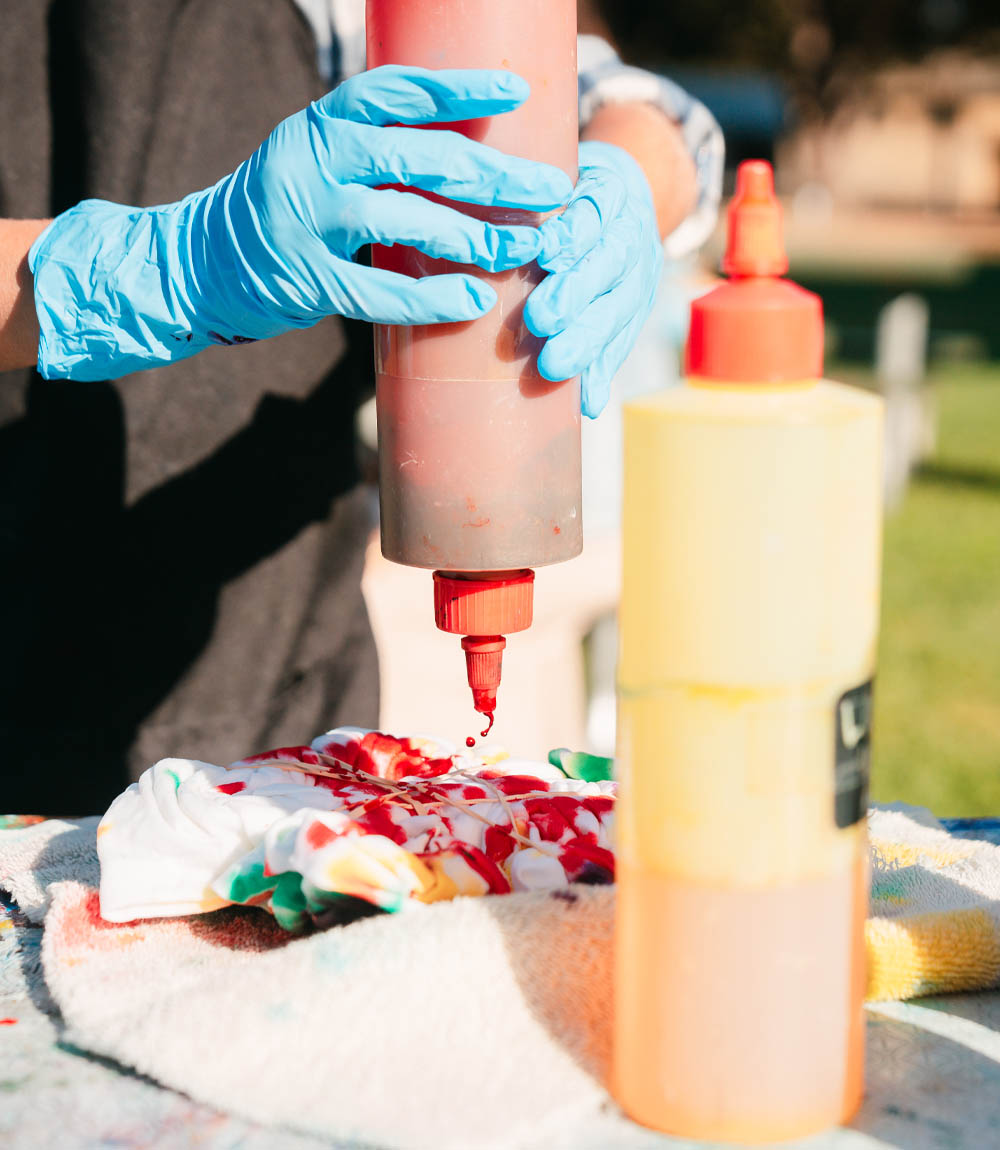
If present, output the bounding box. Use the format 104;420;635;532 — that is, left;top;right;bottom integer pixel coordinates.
465;736;476;748
480;712;495;739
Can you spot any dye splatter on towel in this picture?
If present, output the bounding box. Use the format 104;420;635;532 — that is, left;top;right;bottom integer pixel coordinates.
0;815;46;829
867;806;1000;1001
98;728;615;930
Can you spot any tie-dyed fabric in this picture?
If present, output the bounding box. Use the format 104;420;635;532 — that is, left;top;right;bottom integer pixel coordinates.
98;728;615;931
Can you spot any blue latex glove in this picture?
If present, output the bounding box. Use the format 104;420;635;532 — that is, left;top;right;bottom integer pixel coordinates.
29;67;573;382
524;140;663;418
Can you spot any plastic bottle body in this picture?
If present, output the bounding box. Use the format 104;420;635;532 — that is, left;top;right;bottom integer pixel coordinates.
613;378;883;1141
366;0;582;571
376;371;581;570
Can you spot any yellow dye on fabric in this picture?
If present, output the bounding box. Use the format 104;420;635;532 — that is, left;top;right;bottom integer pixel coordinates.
866;908;1000;1001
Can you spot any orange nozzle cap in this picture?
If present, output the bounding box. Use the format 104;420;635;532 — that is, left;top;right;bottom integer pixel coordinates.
686;160;823;383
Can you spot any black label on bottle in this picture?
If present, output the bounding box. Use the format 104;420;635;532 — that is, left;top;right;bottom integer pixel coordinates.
835;681;873;828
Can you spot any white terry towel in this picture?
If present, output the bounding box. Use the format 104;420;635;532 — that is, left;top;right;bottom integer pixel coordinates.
38;874;614;1150
0;816;101;922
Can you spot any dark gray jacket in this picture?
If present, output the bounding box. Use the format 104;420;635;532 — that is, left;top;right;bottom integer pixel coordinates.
0;0;379;813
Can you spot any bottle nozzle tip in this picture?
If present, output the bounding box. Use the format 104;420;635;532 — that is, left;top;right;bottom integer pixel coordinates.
472;688;497;715
722;159;788;279
734;160;775;202
462;635;505;715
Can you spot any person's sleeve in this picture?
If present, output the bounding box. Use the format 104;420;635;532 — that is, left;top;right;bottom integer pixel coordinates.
577;33;724;259
310;9;723;258
294;0;367;85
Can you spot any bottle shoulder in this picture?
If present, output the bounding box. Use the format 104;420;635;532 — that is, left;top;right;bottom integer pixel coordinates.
626;379;883;426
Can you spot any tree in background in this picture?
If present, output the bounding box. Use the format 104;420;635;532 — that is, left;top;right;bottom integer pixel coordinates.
595;0;999;127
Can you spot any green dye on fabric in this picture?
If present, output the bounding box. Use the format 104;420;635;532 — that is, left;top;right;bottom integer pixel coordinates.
548;747;614;783
271;872;309;932
227;862;279;904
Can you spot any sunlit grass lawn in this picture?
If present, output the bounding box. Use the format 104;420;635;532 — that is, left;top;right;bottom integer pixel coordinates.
871;362;1000;814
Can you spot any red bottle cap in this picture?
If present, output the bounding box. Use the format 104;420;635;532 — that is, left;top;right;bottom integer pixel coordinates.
434;570;534;716
686;160;823;383
433;570;534;636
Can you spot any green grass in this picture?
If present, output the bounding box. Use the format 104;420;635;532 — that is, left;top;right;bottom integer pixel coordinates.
869;362;1000;815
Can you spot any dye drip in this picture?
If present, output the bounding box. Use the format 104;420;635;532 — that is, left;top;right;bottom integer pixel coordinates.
465;712;496;749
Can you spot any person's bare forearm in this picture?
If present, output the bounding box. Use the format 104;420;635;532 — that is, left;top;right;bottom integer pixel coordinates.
582;102;697;240
0;219;48;373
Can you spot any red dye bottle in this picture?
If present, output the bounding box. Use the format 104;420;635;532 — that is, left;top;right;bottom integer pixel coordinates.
366;0;582;721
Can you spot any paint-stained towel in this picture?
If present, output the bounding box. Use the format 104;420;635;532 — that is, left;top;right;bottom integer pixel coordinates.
5;780;1000;1146
868;805;1000;1000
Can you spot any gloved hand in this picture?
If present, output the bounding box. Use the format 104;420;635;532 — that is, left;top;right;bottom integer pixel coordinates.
30;67;573;382
524;140;663;418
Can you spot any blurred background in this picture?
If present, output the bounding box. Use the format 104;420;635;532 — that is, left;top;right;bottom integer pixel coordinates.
365;0;999;814
593;0;1000;814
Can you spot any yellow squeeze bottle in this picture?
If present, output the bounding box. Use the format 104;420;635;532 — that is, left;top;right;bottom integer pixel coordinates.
612;161;883;1142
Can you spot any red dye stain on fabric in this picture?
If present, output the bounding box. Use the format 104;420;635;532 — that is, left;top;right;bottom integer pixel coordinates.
560;839;615;883
355;802;408;845
491;774;547;797
454;845;511;894
583;795;614;818
188;907;292;952
349;731;457;781
524;795;578;842
238;745;324;768
0;1018;18;1025
305;819;338;850
216;781;246;795
484;825;517;864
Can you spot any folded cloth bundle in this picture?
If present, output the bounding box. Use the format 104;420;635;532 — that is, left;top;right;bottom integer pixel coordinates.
97;728;615;930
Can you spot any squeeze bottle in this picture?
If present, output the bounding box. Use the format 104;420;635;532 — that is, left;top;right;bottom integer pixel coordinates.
612;161;883;1142
366;0;581;720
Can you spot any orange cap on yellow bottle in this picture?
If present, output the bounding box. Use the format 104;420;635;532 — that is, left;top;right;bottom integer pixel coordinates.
686;160;823;383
